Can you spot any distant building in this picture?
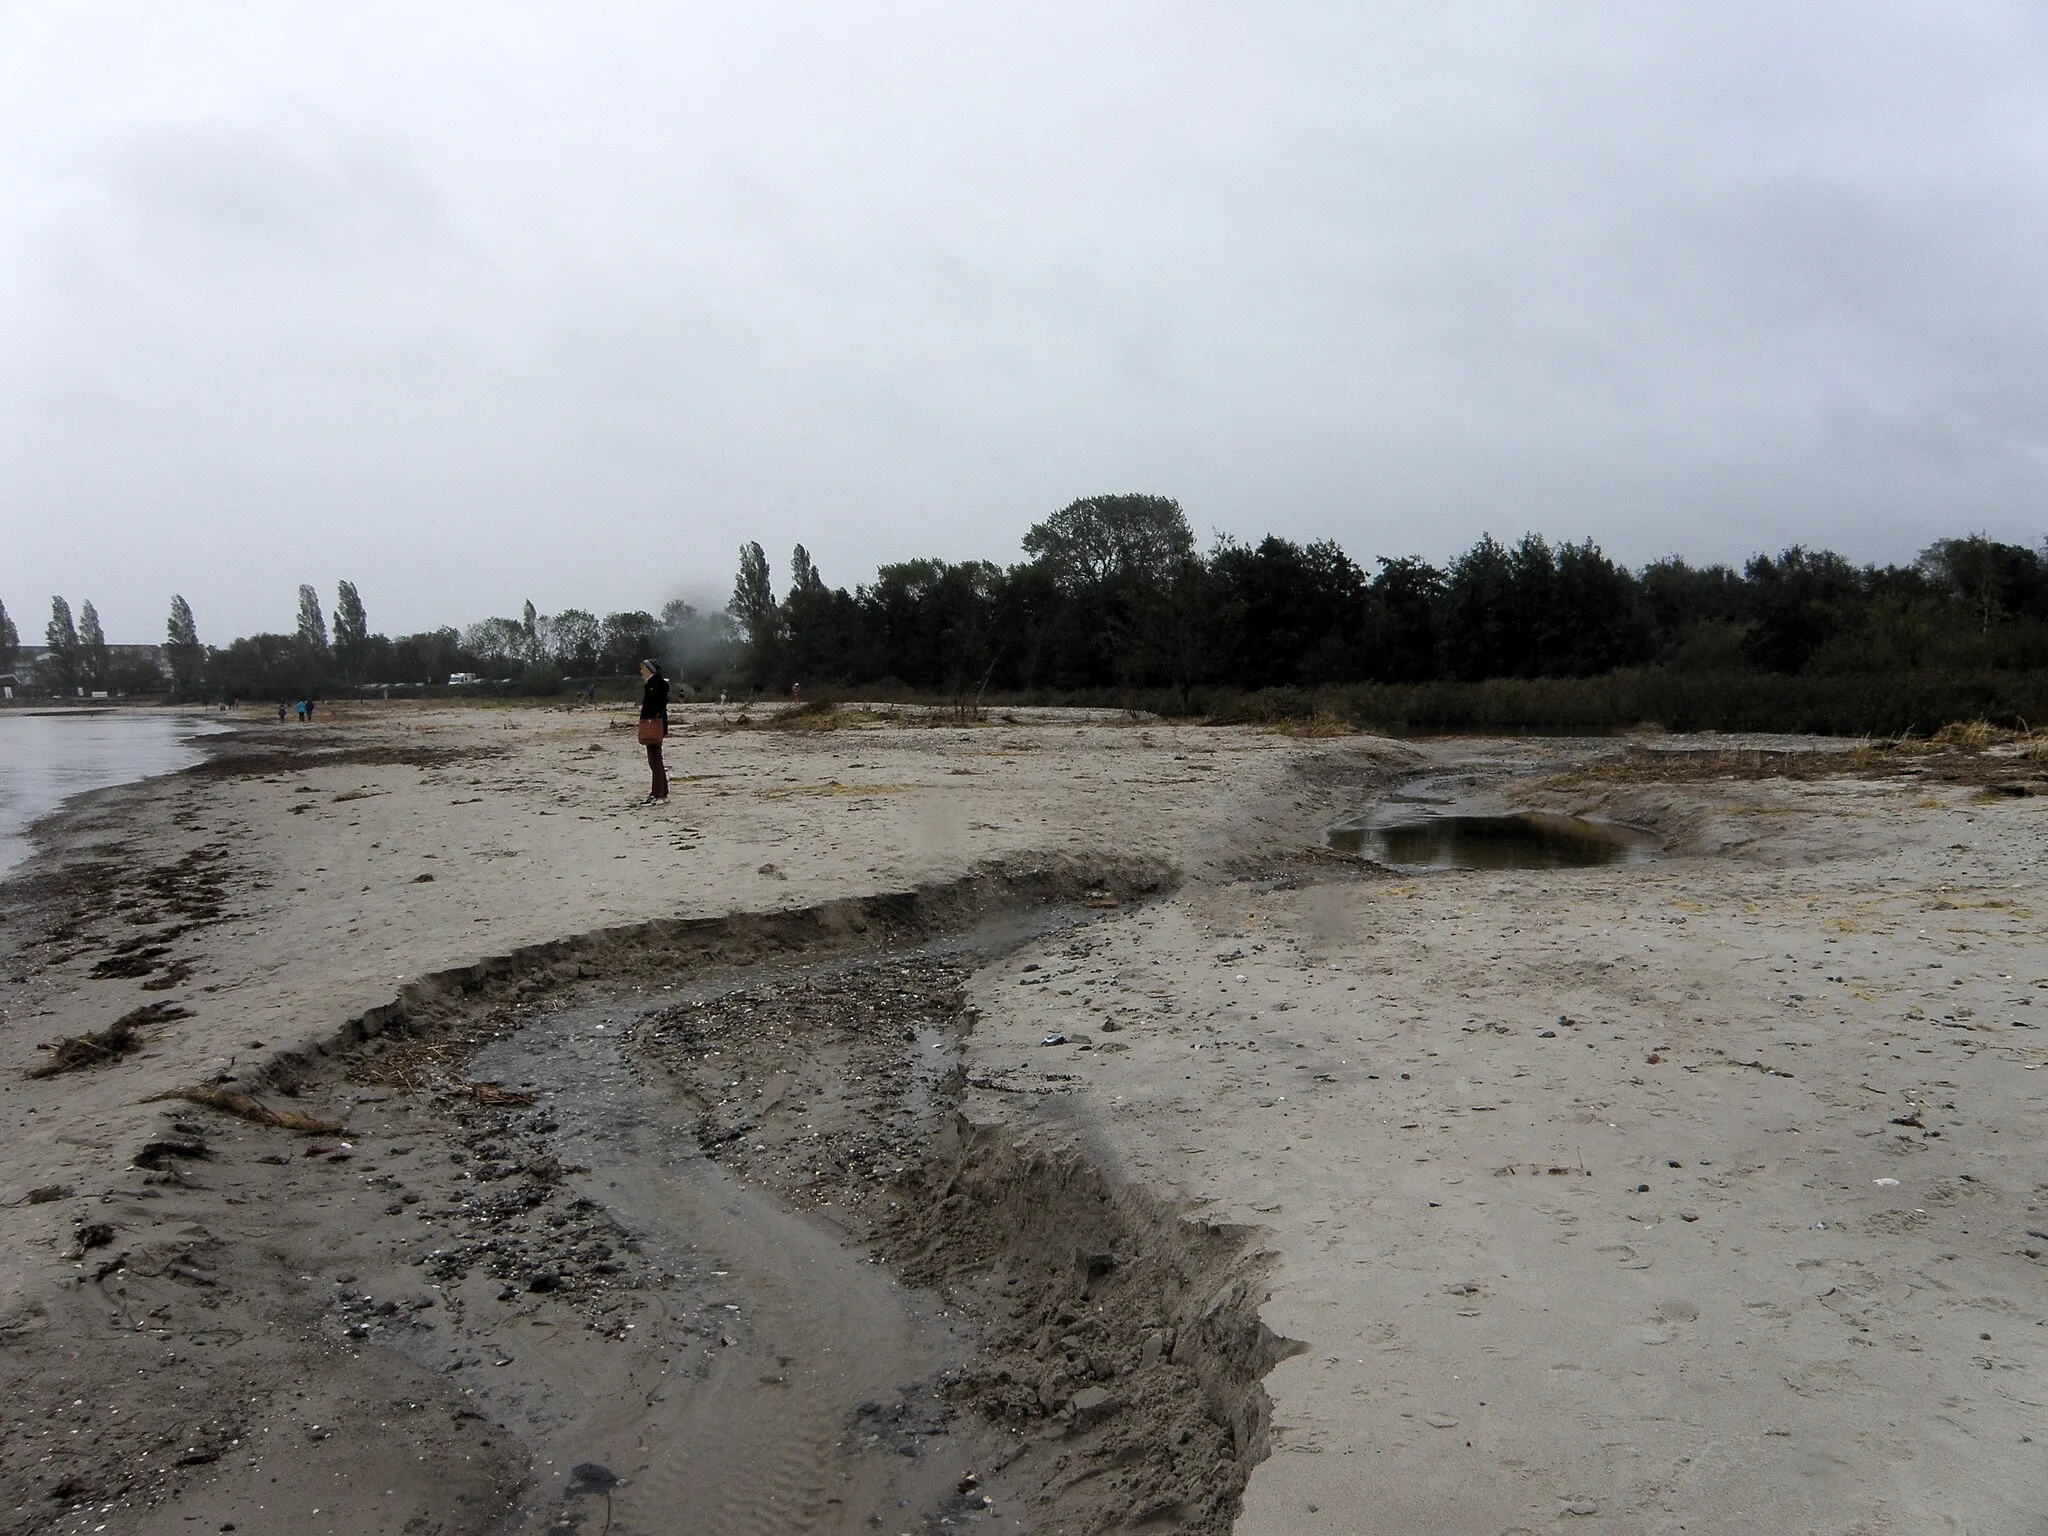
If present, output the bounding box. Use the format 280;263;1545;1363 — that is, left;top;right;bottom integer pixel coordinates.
12;644;171;691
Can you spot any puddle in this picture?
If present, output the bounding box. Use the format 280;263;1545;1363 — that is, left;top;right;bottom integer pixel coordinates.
1328;810;1660;870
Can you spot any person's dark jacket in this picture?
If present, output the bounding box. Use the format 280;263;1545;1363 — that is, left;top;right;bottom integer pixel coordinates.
640;672;670;726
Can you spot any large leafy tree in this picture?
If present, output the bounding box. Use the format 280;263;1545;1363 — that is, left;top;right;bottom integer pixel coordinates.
0;598;17;676
1920;535;2048;630
1742;547;1863;673
1435;535;1518;681
461;617;527;672
599;612;659;673
1365;557;1443;683
1021;493;1196;689
1548;540;1649;675
1211;535;1369;688
549;609;602;672
1021;494;1194;590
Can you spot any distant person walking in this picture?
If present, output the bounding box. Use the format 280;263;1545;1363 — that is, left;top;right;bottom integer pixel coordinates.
637;659;670;802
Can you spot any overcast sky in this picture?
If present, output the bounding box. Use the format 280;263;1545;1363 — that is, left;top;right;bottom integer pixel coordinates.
6;3;2048;641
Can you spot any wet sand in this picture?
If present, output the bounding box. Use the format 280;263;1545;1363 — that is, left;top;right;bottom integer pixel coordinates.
0;703;2043;1533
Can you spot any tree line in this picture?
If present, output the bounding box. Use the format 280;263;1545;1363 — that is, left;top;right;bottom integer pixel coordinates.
0;582;740;700
4;492;2044;710
731;494;2048;710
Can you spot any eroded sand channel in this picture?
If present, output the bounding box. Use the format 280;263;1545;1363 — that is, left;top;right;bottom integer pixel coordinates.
457;939;1038;1534
306;877;1292;1536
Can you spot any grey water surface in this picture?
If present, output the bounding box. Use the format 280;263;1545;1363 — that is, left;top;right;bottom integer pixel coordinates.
1329;809;1662;870
0;710;224;879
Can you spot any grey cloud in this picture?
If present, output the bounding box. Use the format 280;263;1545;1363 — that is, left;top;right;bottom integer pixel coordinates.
3;2;2047;640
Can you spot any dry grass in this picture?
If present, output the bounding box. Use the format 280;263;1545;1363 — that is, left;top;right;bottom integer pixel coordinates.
1257;714;1357;739
351;1039;461;1095
351;1040;536;1105
145;1085;345;1134
1535;723;2048;794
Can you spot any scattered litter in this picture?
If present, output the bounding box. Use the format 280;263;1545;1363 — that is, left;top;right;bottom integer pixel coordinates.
1040;1034;1068;1047
1873;1177;1901;1187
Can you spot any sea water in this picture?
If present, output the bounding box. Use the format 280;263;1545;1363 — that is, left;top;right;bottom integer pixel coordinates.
0;710;223;879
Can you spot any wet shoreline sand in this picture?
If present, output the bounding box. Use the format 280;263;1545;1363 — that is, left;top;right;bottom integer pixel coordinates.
0;703;2042;1533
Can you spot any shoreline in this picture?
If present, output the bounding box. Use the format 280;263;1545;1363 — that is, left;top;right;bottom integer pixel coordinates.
1;704;2043;1533
0;703;1383;1534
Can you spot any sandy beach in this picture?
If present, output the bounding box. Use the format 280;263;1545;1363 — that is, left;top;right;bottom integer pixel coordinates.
1;701;2043;1535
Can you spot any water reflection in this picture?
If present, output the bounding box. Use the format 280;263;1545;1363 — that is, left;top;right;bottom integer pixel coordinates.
1328;811;1659;870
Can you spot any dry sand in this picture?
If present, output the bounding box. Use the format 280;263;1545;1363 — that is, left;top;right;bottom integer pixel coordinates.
1;701;2043;1535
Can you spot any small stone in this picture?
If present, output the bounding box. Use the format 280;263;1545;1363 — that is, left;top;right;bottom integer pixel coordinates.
1424;1413;1458;1428
1561;1500;1599;1517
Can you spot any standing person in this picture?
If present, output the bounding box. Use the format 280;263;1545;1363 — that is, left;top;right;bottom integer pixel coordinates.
637;659;670;802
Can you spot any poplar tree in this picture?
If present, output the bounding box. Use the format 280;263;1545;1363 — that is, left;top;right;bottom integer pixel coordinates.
333;581;368;681
296;585;329;652
77;601;107;686
44;597;79;689
728;542;782;686
166;595;203;689
0;598;17;675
